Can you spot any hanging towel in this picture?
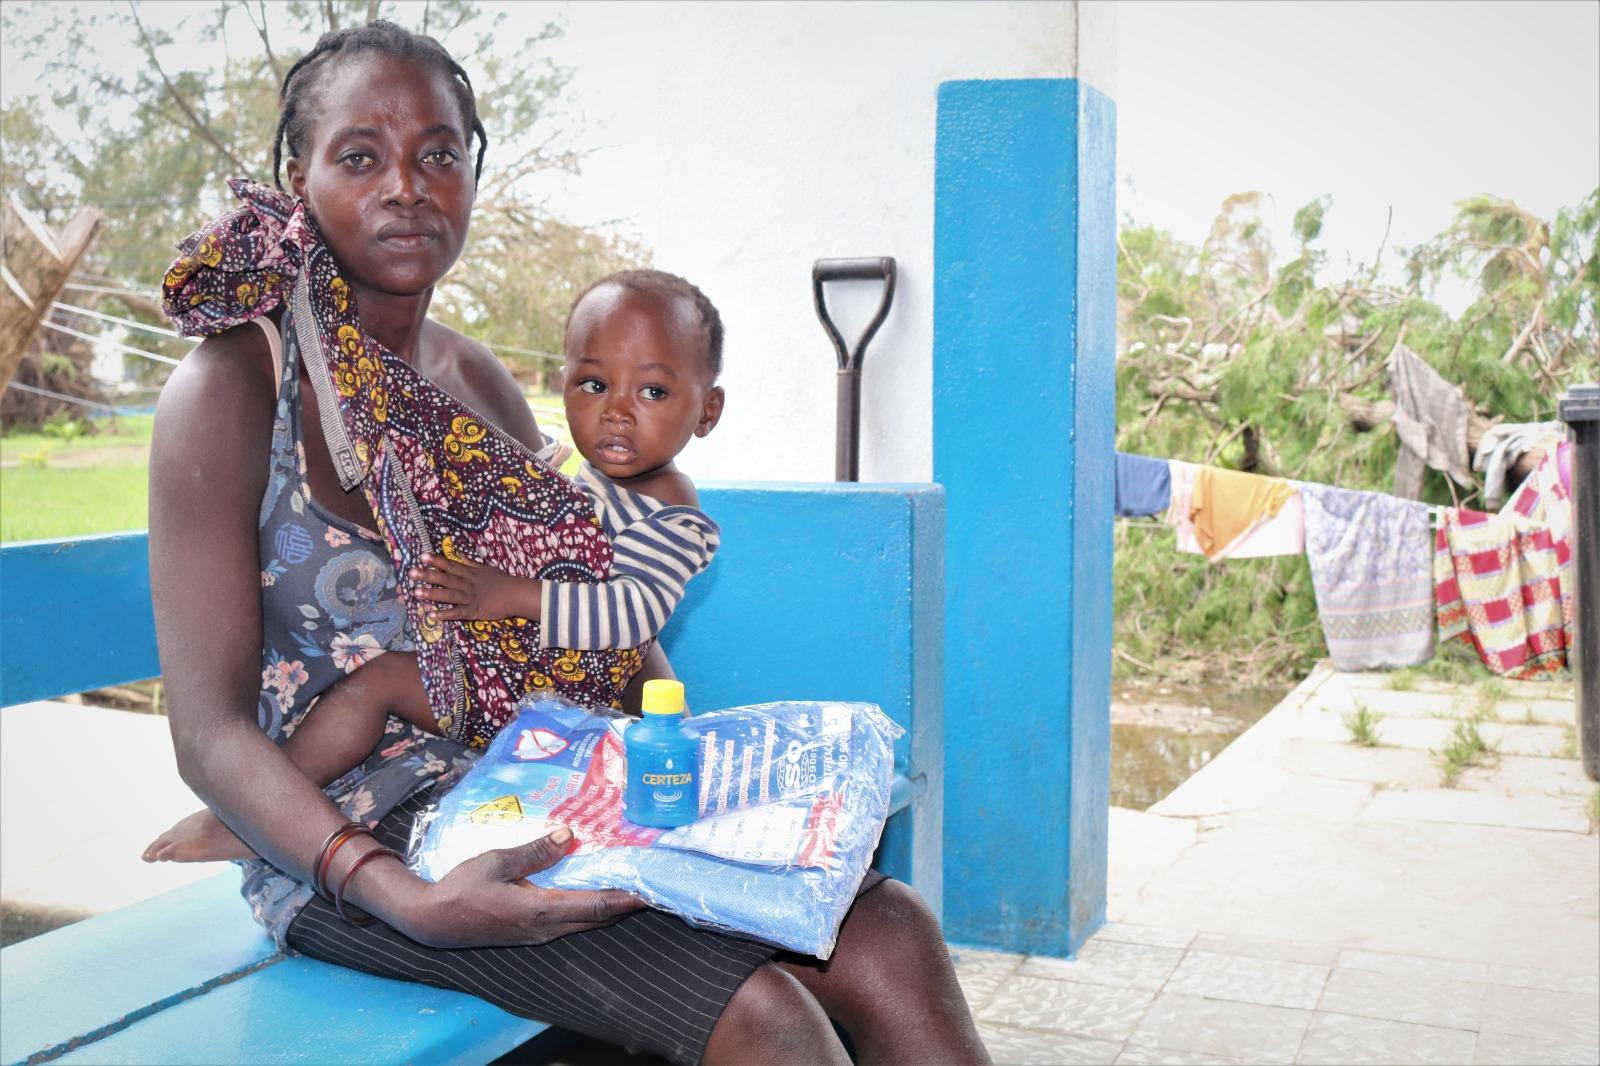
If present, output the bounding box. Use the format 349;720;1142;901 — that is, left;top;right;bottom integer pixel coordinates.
1210;490;1304;559
1190;467;1295;561
1299;484;1434;670
1473;421;1564;508
1166;460;1202;553
1433;491;1570;680
1388;342;1473;499
1115;452;1171;517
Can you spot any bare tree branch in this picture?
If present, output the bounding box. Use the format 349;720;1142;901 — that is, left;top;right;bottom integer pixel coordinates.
245;0;284;85
126;1;254;177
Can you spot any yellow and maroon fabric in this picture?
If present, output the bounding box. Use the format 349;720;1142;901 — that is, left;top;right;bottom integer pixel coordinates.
1432;446;1573;680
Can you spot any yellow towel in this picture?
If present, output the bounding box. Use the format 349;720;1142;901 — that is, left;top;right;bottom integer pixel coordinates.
1191;467;1294;560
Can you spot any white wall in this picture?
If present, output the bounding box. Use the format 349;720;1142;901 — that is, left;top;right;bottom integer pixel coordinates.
557;1;1113;483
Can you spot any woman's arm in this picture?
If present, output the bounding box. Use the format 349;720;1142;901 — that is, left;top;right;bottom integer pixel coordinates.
150;328;328;876
150;328;640;946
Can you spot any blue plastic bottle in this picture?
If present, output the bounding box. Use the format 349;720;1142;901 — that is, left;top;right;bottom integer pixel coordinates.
624;680;699;828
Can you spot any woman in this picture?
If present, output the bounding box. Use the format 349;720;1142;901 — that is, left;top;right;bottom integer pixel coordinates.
149;19;988;1066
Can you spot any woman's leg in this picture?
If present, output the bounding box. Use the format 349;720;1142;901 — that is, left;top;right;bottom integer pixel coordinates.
289;790;820;1066
702;964;851;1066
778;879;991;1066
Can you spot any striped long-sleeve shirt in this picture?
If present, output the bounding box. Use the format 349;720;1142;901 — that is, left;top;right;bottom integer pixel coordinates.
537;457;720;651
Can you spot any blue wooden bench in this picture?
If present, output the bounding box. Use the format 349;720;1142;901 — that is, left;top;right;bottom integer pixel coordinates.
0;482;944;1065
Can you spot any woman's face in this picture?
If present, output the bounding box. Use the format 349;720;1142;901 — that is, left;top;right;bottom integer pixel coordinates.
285;53;475;298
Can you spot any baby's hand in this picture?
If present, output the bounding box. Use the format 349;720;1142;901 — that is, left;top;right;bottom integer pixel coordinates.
409;554;542;623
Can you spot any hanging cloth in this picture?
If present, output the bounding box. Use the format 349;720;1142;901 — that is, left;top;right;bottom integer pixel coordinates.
163;180;639;747
1433;490;1570;680
1387;342;1473;499
1115;452;1171;517
1166;460;1201;552
1473;421;1564;509
1189;467;1295;561
1299;483;1434;670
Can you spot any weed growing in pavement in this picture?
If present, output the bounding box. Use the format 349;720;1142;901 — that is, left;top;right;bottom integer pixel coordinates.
1343;702;1384;748
1473;679;1508;720
1387;669;1419;692
1420;645;1495;685
1559;724;1579;760
1434;718;1497;787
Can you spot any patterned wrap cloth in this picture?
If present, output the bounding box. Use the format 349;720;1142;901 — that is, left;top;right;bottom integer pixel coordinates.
163;180;646;746
1432;445;1573;679
1299;483;1434;670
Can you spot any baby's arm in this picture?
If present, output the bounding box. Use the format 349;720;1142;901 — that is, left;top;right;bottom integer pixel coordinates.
411;553;543;623
538;501;719;650
410;469;717;643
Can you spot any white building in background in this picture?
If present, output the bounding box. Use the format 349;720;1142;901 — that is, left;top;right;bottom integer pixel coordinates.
551;0;1116;484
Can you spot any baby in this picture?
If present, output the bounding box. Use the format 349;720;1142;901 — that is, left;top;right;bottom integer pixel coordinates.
145;269;726;862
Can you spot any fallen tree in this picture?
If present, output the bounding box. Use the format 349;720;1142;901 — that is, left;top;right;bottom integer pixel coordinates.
1114;190;1597;686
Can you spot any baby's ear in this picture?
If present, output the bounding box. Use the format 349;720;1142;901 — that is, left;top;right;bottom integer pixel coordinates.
695;386;725;437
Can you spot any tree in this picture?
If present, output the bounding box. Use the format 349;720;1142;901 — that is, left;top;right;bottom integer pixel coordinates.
0;0;639;427
1114;190;1599;685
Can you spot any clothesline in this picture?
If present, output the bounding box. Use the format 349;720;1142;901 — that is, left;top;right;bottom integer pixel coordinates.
53;301;185;339
1113;447;1576;682
2;380;148;416
39;320;184;366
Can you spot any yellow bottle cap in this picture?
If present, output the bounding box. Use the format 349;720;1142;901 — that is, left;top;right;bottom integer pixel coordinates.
641;679;686;716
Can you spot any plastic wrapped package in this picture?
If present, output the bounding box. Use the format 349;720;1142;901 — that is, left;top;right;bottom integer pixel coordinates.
409;695;904;958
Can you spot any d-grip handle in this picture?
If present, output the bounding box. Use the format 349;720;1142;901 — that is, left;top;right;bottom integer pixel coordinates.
811;257;897;372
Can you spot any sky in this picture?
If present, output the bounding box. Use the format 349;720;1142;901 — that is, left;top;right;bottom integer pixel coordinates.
1111;1;1599;281
3;0;1597;295
547;0;1599;308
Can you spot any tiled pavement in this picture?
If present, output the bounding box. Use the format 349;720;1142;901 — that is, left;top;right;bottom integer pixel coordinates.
955;664;1600;1065
957;933;1598;1065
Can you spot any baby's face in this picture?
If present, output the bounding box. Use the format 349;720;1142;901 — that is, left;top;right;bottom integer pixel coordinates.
562;286;723;483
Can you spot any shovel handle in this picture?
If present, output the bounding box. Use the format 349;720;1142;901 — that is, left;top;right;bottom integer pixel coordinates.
812;257;897;372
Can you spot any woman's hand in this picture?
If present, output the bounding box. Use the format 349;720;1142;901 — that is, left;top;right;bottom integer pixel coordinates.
396;826;646;948
410;553;542;622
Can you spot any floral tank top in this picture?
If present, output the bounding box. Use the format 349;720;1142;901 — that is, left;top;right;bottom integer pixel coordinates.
239;308;476;949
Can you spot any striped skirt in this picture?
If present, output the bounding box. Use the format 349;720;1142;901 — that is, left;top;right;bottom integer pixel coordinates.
286;789;777;1065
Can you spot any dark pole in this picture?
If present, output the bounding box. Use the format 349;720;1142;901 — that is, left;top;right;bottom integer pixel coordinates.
1559;383;1599;781
812;258;896;482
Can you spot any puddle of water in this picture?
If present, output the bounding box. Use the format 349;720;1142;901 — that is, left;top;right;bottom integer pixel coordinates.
1111;682;1289;810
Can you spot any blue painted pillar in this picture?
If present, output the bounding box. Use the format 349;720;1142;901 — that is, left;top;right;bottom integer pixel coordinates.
933;79;1116;956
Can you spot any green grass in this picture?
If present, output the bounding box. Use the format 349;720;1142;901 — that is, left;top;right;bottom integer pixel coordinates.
0;463;150;541
1386;668;1420;692
1342;702;1384;747
1588;789;1600;834
0;400;585;546
1;415;153;541
0;414;154;459
1434;718;1497;788
1419;642;1497;685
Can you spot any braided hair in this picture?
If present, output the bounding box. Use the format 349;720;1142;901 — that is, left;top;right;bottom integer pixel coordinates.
568;270;726;381
272;20;488;190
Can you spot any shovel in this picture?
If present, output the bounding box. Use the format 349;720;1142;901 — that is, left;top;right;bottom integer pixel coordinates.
811;257;896;481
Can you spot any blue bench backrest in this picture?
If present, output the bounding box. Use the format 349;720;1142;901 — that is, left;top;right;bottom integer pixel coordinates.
0;484;945;907
0;531;159;706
